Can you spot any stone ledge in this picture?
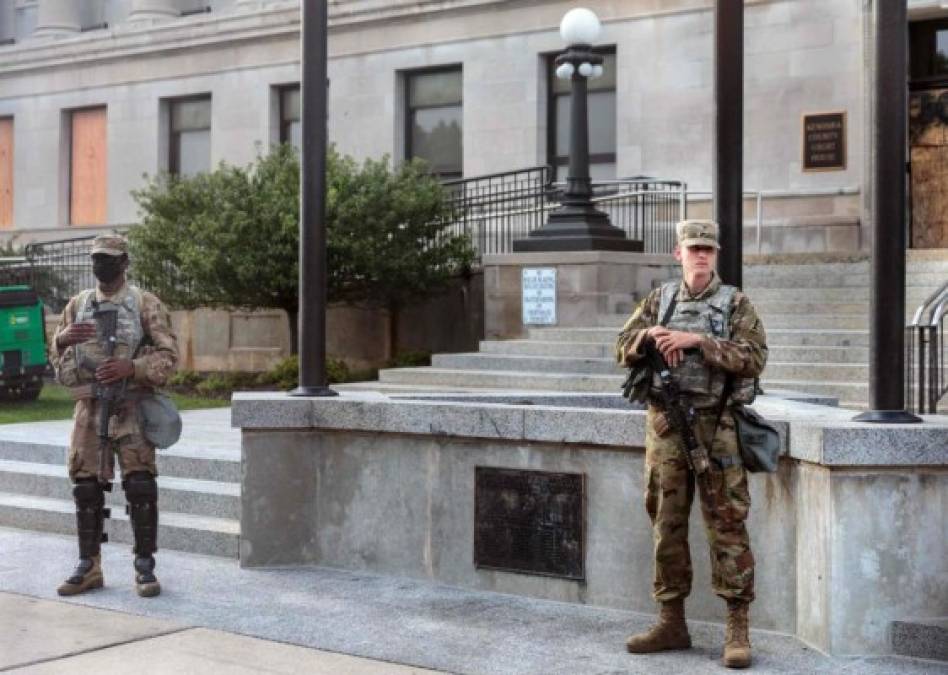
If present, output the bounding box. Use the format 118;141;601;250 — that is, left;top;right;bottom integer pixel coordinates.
232;392;948;467
481;252;676;266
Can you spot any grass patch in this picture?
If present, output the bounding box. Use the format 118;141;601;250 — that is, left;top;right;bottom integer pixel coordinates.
0;383;230;425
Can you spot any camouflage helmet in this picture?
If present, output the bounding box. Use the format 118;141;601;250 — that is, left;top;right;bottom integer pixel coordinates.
676;220;721;249
90;234;128;257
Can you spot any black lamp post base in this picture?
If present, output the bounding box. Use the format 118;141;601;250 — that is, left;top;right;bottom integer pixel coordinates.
289;385;339;397
513;207;643;252
852;409;923;423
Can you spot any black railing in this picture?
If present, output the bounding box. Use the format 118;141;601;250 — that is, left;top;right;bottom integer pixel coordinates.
442;167;686;258
0;237;101;313
906;280;948;414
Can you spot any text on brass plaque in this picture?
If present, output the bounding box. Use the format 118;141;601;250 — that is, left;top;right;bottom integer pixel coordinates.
474;467;585;580
802;111;847;172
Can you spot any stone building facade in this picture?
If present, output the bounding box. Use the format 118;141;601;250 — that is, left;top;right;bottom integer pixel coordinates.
0;0;946;252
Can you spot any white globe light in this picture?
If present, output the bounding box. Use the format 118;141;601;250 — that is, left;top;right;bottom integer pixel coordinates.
555;62;575;80
560;8;602;46
578;62;593;77
591;64;604;79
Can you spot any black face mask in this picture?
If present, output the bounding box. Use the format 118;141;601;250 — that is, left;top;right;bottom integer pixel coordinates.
92;256;125;284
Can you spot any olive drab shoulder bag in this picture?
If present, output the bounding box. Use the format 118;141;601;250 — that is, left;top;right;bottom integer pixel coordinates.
719;376;780;473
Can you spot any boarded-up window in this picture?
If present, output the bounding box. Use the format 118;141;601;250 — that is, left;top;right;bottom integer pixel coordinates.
70;107;108;226
0;118;11;229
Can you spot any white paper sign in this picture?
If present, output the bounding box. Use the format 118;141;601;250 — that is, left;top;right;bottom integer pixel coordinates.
522;268;557;325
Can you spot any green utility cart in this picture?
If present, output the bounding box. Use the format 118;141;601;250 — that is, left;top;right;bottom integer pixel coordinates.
0;285;47;401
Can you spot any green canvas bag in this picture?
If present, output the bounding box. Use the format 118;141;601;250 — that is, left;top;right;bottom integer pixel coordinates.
730;404;780;473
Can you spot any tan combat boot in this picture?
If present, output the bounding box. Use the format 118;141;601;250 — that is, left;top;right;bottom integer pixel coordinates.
723;599;752;668
626;598;692;653
57;555;104;596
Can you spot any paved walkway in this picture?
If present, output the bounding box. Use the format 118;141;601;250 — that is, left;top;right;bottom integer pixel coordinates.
1;528;946;674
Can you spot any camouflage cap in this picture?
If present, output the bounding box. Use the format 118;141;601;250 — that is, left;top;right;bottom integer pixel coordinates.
90;234;128;257
676;219;720;249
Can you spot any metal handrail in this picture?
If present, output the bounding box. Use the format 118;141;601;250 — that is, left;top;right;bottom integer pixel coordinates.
907;279;948;414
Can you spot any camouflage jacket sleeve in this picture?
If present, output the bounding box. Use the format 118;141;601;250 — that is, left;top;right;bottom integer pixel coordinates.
133;292;179;387
698;292;768;378
614;289;661;366
48;296;78;380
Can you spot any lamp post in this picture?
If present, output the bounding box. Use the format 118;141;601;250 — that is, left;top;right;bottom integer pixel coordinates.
513;8;641;252
291;0;336;398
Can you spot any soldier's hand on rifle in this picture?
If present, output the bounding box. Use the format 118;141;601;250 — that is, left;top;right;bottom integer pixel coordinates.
56;321;97;349
95;357;134;385
651;328;703;368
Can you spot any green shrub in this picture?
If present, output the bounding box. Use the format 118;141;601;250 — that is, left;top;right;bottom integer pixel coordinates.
386;350;431;369
168;370;202;388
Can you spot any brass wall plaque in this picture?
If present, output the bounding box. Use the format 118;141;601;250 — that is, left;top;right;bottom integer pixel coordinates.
474;467;585;580
802;111;847;172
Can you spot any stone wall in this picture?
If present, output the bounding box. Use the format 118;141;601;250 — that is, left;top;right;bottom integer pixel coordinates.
233;392;948;656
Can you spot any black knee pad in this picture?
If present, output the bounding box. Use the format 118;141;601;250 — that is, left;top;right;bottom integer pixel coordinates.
73;478;105;508
123;472;158;504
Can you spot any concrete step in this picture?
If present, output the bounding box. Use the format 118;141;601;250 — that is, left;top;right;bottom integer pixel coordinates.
765;329;870;347
758;314;867;330
742;272;946;288
891;617;948;662
0;460;239;520
0;491;238;558
744;286;936;303
768;345;869;363
765;362;868;382
378;367;623;392
528;327;623;343
759;379;867;406
479;340;613;358
0;441;240;483
431;353;622;375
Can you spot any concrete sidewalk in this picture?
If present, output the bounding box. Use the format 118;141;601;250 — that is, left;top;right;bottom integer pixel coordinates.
1;528;946;675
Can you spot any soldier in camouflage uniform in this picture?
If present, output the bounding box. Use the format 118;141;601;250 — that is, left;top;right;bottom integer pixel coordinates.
49;235;178;598
615;220;767;669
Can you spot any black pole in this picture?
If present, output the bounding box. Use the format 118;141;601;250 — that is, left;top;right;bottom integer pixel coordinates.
292;0;336;397
853;0;919;422
713;0;743;288
513;47;639;252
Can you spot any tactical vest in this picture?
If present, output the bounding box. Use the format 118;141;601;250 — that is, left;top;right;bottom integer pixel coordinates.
654;281;757;407
57;286;145;388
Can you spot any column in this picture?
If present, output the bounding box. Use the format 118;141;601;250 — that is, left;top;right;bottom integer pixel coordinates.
127;0;180;23
32;0;80;37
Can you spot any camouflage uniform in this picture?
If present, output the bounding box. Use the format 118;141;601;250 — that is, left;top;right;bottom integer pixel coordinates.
50;285;178;481
616;274;768;604
50;234;178;599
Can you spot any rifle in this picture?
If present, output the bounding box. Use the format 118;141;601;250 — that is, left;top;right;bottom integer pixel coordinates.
641;340;712;492
82;301;125;489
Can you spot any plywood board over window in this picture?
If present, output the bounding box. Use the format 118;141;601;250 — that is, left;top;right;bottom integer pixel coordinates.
70;107;107;226
0;118;12;229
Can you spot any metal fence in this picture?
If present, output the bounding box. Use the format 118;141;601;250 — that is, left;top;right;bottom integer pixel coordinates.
0;236;99;313
906;280;948;414
442;167;686;258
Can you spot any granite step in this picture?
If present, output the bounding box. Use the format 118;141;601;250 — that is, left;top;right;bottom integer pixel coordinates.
764;362;868;382
479;340;613;358
0;440;240;483
891;617;948;662
431;353;622;375
378;367;623;392
758;379;868;407
0;459;239;520
767;345;869;363
527;326;873;346
743;286;936;302
742;272;946;288
0;491;238;558
756;314;868;330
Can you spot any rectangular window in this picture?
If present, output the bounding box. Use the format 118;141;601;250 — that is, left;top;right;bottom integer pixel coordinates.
911;20;948;84
70;107;107;226
0;118;12;229
169;96;211;177
405;67;462;179
279;85;301;150
548;49;617;181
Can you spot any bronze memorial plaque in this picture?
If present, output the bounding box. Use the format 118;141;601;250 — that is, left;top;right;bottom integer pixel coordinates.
474;467;585;580
802;111;847;172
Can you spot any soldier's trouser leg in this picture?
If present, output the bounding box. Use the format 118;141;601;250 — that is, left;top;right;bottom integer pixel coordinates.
700;414;755;604
644;408;695;602
57;478;106;596
123;471;161;598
